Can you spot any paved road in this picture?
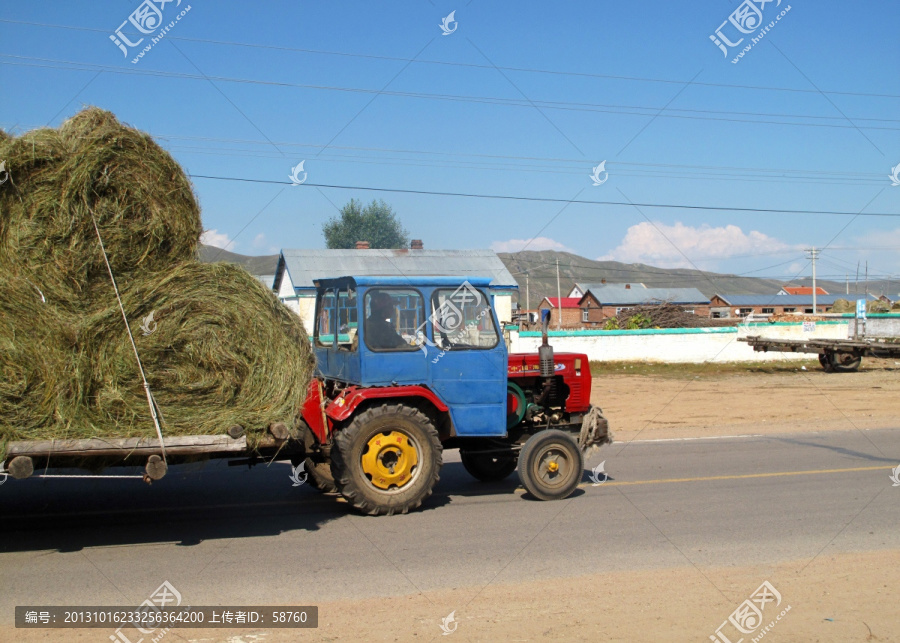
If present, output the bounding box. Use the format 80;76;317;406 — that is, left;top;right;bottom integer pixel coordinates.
0;428;897;619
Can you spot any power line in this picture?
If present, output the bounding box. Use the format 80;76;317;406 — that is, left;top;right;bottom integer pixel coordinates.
3;124;884;184
2;17;898;99
187;173;900;218
3;55;900;132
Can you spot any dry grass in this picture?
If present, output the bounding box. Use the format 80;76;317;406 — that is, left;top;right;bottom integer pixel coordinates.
0;109;313;459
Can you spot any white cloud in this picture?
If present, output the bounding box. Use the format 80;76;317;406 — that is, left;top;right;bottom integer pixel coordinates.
491;237;574;254
200;229;234;250
598;222;798;268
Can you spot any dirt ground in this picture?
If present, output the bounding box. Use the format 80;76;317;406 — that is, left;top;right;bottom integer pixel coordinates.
592;358;900;442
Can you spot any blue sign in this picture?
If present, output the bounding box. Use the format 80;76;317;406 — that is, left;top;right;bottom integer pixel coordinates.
856;299;867;319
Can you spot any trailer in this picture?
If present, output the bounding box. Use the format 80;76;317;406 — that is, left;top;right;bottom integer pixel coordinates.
739;335;900;372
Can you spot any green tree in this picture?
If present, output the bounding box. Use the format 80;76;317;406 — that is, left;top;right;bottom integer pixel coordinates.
322;199;410;249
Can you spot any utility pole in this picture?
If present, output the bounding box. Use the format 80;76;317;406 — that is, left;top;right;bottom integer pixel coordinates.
525;273;530;318
556;258;562;330
805;247;820;312
846;274;849;295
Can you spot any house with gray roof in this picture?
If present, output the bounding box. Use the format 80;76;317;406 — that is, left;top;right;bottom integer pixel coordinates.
710;293;875;318
273;242;518;334
568;281;645;298
577;285;711;324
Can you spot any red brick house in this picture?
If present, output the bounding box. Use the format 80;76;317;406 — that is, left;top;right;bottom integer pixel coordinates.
537;297;583;327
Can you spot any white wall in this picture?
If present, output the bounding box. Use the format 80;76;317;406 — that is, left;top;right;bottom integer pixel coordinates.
509;322;850;363
493;294;512;325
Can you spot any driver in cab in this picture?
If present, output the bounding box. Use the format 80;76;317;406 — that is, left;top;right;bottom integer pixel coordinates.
365;291;408;349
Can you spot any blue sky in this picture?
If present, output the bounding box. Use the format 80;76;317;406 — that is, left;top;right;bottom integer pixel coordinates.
1;1;898;286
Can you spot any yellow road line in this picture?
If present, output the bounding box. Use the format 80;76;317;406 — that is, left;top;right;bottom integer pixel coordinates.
579;465;894;489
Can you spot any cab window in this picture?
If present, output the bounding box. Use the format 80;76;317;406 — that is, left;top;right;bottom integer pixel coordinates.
336;286;358;351
315;288;337;347
430;284;498;349
364;288;424;352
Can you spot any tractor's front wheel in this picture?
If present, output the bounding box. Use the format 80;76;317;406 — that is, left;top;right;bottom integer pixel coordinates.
518;430;584;501
331;404;442;516
460;450;518;482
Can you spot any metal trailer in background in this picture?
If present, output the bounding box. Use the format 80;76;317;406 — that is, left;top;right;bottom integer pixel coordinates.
740;313;900;372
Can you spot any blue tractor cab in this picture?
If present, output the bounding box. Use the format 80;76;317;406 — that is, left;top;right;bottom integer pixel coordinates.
312;276;508;437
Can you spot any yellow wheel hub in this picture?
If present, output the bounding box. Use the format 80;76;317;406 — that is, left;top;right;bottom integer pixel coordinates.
361;431;419;490
547;461;559;473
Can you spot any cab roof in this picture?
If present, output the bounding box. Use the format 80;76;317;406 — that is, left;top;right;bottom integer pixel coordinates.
313;276;495;289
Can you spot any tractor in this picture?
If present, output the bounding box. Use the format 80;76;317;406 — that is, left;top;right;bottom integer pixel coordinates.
296;276;611;515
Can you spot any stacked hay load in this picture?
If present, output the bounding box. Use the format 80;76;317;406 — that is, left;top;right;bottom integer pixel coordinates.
0;108;313;458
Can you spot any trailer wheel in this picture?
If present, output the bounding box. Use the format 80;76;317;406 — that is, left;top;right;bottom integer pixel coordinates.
304;457;338;493
818;353;834;372
517;430;584;501
830;352;862;373
331;404;442;516
460;450;518;482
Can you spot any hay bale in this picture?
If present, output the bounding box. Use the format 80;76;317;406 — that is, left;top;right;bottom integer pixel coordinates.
0;275;87;449
77;262;314;444
0;109;314;459
830;298;854;313
867;299;890;313
0;108;201;306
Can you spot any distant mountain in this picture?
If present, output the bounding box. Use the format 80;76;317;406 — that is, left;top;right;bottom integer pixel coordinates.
198;244;279;276
198;245;888;304
498;250;878;306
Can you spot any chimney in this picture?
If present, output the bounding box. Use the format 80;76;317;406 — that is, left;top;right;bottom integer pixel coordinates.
355;241;370;250
410;239;424;250
625;284;631;289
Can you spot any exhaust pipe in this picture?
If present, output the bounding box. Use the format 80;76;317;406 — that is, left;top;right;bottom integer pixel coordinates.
537;309;555;405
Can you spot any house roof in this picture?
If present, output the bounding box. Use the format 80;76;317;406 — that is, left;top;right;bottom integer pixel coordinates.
780;286;829;295
573;282;646;293
582;286;709;305
274;249;518;292
255;274;276;290
542;297;582;309
713;294;872;306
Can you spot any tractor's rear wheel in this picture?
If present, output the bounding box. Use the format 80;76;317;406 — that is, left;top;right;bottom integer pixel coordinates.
518;430;584;501
331;404;442;516
460;450;518;482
